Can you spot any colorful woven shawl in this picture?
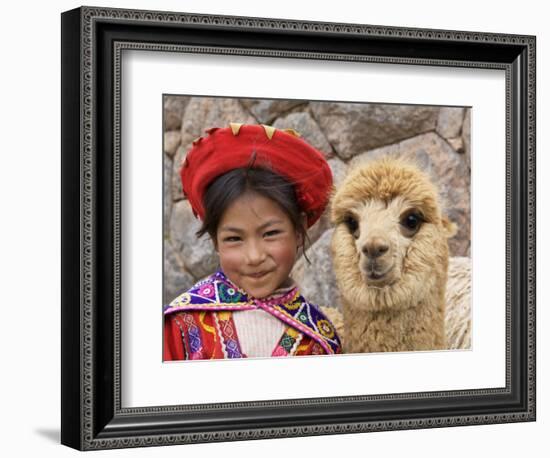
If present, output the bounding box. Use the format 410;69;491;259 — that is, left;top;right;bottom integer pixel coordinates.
164;270;342;355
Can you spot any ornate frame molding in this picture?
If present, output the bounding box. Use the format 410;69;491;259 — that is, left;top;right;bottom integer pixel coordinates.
61;6;536;450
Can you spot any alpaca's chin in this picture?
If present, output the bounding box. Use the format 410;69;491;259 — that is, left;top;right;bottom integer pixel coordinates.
360;265;400;288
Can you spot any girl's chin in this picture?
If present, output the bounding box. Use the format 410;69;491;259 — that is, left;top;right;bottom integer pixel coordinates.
241;280;279;299
226;270;292;299
242;284;275;299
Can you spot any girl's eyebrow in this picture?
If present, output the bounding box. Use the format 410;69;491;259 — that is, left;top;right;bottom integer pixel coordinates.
219;219;284;233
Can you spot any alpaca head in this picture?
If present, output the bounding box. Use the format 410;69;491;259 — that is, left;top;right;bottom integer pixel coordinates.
331;158;456;311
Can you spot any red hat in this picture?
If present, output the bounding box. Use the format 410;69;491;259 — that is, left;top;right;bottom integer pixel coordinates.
180;123;333;228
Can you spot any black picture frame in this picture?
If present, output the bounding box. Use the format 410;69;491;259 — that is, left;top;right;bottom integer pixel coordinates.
61;6;536;450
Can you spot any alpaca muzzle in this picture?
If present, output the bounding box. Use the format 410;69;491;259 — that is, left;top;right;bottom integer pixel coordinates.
361;236;390;259
361;258;396;286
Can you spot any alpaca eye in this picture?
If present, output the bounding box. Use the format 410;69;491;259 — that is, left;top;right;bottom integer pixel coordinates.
344;215;359;238
400;211;424;236
404;214;420;229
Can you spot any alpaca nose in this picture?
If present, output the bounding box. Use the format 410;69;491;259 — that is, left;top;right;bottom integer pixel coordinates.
362;237;390;259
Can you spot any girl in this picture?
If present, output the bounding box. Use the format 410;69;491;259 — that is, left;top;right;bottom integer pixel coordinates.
164;123;342;360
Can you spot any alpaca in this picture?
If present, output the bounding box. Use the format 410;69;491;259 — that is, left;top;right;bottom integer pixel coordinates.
445;256;471;349
330;158;458;353
320;257;471;351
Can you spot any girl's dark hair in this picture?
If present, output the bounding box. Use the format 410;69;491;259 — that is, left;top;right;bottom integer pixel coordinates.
196;167;311;261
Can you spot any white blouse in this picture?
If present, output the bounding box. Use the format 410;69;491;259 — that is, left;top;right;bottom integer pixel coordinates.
232;309;287;358
231;283;296;358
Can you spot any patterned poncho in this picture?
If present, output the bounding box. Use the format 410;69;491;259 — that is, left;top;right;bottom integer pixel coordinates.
164;270;342;360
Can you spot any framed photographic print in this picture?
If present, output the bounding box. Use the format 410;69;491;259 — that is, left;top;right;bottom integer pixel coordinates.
61;5;536;450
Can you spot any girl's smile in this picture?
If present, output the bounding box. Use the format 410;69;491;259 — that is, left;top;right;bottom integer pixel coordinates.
247;270;271;279
215;192;302;299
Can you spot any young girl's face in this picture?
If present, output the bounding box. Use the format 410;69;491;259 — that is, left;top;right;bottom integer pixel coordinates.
215;192;302;299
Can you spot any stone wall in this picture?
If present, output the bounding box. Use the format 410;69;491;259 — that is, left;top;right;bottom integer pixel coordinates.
163;96;471;309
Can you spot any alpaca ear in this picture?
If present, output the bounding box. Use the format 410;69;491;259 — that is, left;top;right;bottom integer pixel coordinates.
441;215;457;238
